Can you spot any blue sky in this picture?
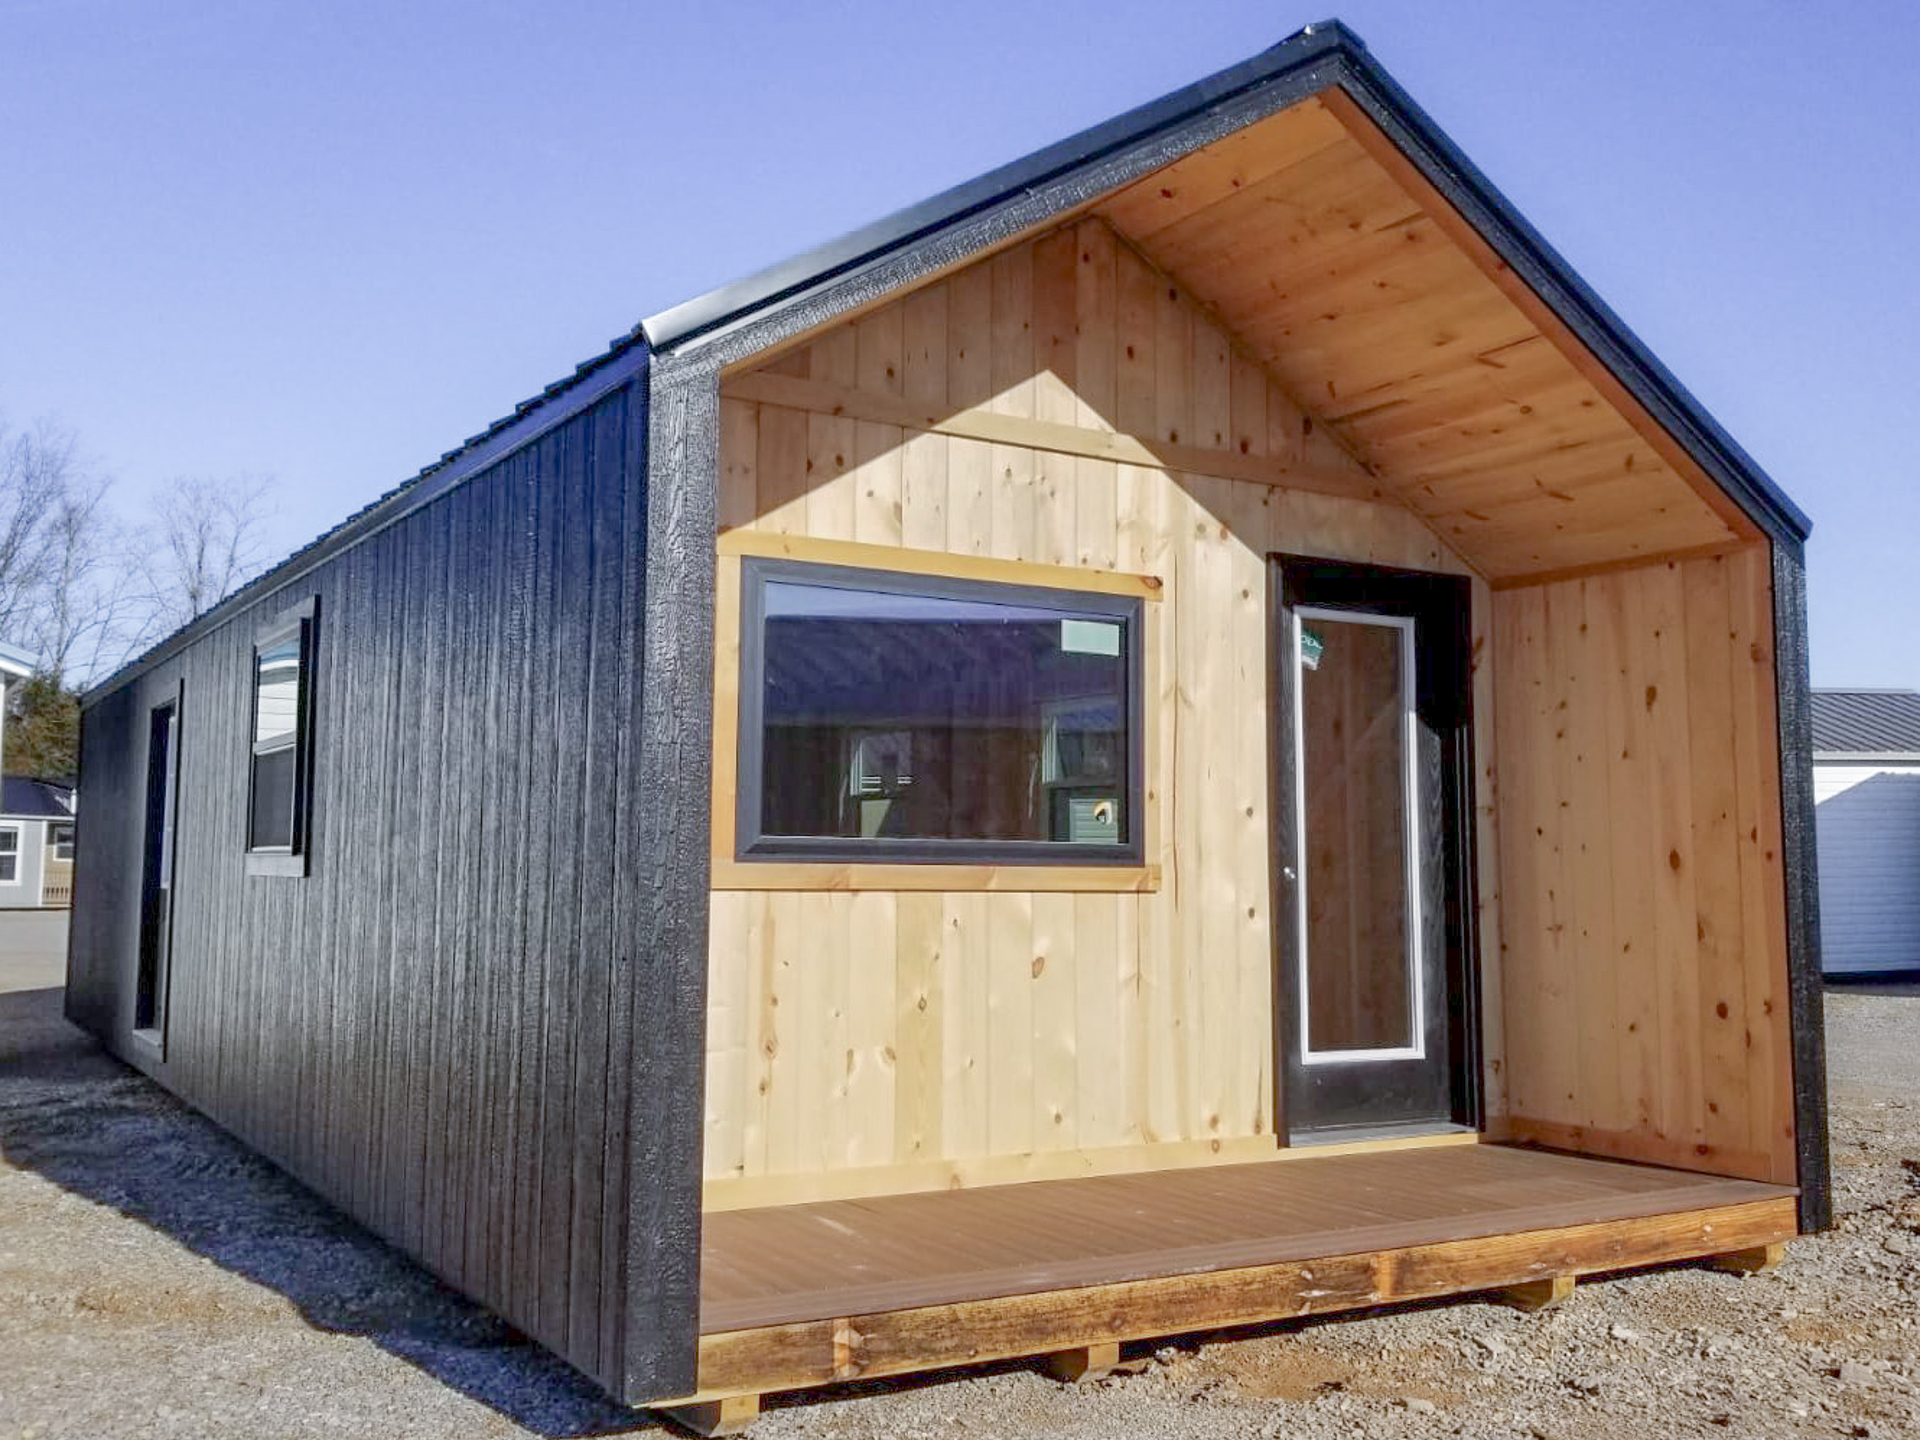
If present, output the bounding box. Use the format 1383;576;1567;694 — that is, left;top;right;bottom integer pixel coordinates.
3;0;1913;685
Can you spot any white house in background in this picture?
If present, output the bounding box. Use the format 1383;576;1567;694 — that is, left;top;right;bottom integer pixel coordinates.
0;639;34;776
2;638;77;910
1814;689;1920;977
0;777;76;910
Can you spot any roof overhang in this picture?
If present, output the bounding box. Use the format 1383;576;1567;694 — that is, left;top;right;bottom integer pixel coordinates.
644;19;1809;581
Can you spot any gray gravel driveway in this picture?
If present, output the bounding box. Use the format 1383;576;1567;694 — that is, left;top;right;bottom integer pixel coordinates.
3;923;1914;1438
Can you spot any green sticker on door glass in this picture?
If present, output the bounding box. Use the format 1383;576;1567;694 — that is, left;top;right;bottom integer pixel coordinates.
1061;619;1121;656
1300;627;1325;671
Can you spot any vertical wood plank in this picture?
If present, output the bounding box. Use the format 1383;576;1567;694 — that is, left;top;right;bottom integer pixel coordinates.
1723;546;1793;1175
900;284;949;551
894;892;945;1163
1681;556;1753;1160
989;245;1036;562
1642;561;1705;1149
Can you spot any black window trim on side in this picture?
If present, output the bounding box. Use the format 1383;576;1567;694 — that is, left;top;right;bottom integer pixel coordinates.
244;595;318;878
734;556;1146;867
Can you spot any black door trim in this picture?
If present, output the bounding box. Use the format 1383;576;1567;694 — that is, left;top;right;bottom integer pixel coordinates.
1268;554;1482;1141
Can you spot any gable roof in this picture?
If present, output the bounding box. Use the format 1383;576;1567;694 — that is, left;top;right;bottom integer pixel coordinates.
1;777;75;820
85;18;1811;705
643;19;1809;560
1812;690;1920;758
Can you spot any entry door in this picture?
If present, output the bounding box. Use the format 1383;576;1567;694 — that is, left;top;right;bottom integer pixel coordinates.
136;698;181;1045
1271;558;1477;1141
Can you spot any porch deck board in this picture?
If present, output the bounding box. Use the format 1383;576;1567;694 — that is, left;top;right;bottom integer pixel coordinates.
699;1144;1793;1333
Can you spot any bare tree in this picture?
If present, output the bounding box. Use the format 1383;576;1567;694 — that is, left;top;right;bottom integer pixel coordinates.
31;475;147;686
0;415;81;639
141;473;277;636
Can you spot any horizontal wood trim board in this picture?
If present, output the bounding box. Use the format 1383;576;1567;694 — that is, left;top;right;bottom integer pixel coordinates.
702;1129;1481;1212
709;862;1161;894
1487;540;1754;592
1501;1116;1776;1184
715;529;1164;601
723;369;1387;502
664;1197;1797;1403
1315;88;1761;548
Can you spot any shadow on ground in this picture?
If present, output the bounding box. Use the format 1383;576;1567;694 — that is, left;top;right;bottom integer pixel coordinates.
0;984;658;1438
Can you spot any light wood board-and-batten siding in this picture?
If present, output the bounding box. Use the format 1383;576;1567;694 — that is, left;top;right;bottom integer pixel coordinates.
702;219;1503;1207
1492;548;1797;1184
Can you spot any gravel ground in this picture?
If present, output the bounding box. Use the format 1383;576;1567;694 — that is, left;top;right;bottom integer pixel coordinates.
2;919;1914;1439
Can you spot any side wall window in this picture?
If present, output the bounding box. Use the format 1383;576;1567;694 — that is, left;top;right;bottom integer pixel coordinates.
245;598;317;876
0;824;18;884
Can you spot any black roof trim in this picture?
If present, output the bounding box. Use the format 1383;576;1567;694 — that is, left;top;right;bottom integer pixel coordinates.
642;18;1808;546
84;336;649;704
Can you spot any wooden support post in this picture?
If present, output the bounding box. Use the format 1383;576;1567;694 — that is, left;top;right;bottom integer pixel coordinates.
1042;1341;1123;1382
661;1394;761;1437
1707;1241;1786;1275
1497;1274;1575;1312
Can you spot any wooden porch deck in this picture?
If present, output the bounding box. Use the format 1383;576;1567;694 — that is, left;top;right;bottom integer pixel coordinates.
676;1144;1797;1420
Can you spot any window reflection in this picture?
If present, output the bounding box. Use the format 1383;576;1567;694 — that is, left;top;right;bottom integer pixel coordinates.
756;577;1132;850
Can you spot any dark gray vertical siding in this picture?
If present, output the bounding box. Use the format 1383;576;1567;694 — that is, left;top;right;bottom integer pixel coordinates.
621;357;718;1401
67;378;648;1395
1772;541;1830;1233
66;686;139;1037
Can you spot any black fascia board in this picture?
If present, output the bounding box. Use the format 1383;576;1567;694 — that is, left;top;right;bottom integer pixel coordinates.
83;339;650;706
643;19;1810;548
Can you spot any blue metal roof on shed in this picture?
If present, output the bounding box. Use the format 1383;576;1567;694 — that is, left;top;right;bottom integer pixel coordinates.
1;777;75;820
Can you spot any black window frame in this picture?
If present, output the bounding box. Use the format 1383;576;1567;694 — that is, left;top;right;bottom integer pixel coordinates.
244;596;317;877
735;556;1146;866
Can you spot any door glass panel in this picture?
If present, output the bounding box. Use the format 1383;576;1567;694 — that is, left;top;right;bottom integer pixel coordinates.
1297;612;1417;1057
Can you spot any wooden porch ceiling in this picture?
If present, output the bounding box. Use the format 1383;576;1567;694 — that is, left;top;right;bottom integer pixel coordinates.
1095;95;1762;584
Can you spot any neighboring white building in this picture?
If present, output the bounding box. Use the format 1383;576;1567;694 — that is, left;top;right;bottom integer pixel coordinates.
0;777;76;910
1814;689;1920;977
0;639;34;778
1;639;76;910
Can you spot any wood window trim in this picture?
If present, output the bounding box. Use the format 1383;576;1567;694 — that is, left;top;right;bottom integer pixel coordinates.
244;596;318;879
712;533;1162;894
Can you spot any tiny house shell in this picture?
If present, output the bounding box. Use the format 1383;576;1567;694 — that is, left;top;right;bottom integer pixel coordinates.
67;21;1827;1424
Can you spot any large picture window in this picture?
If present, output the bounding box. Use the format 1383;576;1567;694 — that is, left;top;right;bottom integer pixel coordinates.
246;598;316;875
735;558;1143;864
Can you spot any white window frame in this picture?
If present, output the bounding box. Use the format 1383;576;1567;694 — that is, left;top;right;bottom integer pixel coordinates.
1291;606;1426;1067
48;821;75;862
0;823;20;886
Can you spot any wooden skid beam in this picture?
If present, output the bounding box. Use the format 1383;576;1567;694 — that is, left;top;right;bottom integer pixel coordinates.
1706;1242;1786;1275
660;1393;761;1437
1497;1273;1574;1311
1042;1341;1122;1382
659;1198;1795;1405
